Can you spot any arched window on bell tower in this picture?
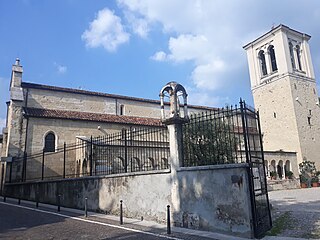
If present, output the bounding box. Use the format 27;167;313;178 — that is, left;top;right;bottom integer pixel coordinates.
289;42;296;70
268;45;278;72
296;45;302;71
258;50;267;77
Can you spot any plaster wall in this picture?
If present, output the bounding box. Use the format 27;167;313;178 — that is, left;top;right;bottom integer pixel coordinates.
176;165;252;237
4;164;252;238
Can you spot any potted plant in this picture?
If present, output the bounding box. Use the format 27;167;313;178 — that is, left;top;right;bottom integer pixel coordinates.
270;171;277;180
299;160;316;176
300;175;308;188
311;177;319;187
285;171;294;179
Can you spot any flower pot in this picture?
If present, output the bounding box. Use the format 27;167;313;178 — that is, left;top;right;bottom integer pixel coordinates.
300;183;308;188
312;182;319;187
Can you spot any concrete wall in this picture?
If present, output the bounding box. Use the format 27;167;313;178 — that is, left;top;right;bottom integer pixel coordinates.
4;164;253;238
176;165;252;237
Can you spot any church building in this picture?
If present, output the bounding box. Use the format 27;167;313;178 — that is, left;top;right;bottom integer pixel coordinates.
0;60;214;182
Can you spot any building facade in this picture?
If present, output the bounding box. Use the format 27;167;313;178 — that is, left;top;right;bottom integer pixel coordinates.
244;25;320;178
0;59;214;183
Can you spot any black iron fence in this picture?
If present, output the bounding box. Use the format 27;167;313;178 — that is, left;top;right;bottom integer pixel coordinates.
182;100;261;167
6;127;169;183
183;100;272;237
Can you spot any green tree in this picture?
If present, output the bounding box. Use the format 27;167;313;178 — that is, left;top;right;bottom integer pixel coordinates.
183;112;239;166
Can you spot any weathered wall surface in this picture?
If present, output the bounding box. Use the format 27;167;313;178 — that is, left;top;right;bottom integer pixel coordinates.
26;87;208;120
25;118;165;154
253;77;300;154
291;77;320;168
5;170;172;223
4;164;252;238
176;165;252;237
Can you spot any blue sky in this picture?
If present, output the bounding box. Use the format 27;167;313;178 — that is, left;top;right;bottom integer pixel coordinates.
1;1;320;129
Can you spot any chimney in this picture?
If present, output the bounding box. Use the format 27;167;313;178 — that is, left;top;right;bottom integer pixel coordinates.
10;58;23;88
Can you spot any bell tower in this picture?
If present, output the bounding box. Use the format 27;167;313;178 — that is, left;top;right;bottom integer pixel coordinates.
244;25;320;168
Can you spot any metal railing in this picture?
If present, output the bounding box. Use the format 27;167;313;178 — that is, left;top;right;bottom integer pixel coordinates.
6;127;169;183
182;100;261;167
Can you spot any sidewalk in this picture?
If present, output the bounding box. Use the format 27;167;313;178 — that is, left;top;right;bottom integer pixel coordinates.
0;196;311;240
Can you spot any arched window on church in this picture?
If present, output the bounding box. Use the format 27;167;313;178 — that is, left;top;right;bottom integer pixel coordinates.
289;42;296;69
258;50;267;76
296;45;302;70
268;45;278;72
44;132;56;152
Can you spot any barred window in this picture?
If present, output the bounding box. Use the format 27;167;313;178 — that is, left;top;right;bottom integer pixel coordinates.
44;132;55;152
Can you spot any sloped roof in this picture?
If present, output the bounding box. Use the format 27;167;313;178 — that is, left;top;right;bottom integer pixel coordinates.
23;107;164;127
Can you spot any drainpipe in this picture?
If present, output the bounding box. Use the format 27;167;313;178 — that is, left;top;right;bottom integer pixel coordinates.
22;89;29;181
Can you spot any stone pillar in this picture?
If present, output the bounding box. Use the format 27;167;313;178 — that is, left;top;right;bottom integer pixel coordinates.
265;51;271;75
167;121;184;226
160;81;188;227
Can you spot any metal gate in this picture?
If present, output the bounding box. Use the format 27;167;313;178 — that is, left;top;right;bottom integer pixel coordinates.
240;101;272;238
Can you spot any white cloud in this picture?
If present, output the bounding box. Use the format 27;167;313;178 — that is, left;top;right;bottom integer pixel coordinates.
150;51;167;61
186;87;230;107
123;11;149;38
54;62;67;74
82;8;130;52
191;60;226;90
113;1;320;106
167;34;209;63
116;1;245;95
57;65;67;74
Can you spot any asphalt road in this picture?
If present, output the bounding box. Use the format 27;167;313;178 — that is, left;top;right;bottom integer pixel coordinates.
0;200;180;240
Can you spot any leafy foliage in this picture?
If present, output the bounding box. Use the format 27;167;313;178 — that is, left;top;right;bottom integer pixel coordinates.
299;160;317;176
183;112;238;166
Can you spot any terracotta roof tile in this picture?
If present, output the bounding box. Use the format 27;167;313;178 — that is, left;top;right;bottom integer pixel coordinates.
24;107;164;127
